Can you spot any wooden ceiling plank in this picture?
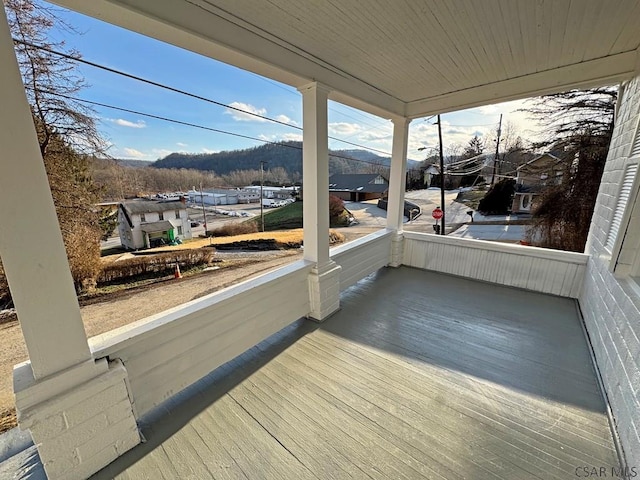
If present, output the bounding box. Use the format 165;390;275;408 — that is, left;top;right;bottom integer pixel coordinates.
549;0;572;70
580;0;624;58
403;1;465;92
574;0;604;63
437;0;492;86
535;0;553;72
498;0;527;76
518;0;538;76
610;0;640;53
467;0;509;81
406;50;634;118
563;0;602;65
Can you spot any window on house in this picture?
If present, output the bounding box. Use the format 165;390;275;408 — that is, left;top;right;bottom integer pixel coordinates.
140;213;145;222
177;226;183;236
374;176;384;184
159;212;164;221
175;210;180;219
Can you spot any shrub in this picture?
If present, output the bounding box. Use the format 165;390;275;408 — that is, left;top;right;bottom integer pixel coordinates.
478;179;515;215
98;249;215;285
210;222;258;237
329;195;345;218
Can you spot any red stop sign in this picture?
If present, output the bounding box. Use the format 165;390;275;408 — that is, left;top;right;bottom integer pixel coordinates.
432;208;443;220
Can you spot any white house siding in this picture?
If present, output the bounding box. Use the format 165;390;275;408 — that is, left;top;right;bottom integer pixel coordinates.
581;76;640;469
119;204;192;250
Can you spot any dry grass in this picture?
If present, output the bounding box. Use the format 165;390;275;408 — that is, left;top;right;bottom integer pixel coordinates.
0;407;16;434
151;229;344;252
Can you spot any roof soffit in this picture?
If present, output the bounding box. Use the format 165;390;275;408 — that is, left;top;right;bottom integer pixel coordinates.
51;0;640;119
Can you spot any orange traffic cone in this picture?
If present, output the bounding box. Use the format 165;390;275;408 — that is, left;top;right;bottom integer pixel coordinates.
174;263;182;279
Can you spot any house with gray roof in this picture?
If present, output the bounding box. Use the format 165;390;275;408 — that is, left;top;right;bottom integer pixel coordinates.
328;173;388;201
118;198;192;250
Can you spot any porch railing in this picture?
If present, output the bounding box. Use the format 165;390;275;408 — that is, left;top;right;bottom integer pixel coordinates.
331;229;393;290
88;230;394;417
90;259;314;417
403;231;588;298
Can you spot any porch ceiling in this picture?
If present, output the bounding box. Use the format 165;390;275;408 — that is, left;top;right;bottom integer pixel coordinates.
52;0;640;118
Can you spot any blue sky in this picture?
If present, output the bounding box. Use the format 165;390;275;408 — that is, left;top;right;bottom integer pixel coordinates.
44;2;540;162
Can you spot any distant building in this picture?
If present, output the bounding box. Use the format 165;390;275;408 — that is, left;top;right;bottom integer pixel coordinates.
242;186;298;200
188;188;263;205
118;198;192;250
511;153;563;213
329;173;388;201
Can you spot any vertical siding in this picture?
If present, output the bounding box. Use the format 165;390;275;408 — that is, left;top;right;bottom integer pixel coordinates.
403;232;588;298
90;260;313;416
331;229;392;290
581;76;640;469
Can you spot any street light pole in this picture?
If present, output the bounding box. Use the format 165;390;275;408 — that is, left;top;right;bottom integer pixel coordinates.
437;114;445;235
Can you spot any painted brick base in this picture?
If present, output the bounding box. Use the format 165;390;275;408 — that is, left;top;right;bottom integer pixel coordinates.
580;76;640;469
14;358;140;479
307;261;342;322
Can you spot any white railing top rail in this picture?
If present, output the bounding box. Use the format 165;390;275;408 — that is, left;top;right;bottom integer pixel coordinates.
403;231;589;264
89;259;314;357
330;228;393;258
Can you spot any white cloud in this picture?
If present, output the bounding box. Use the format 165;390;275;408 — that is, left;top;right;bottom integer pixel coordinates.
281;133;303;142
328;122;362;136
202;148;219;154
176;142;188;147
275;114;298;126
113;119;146;129
258;133;303;143
225;102;268;122
122;148;146;158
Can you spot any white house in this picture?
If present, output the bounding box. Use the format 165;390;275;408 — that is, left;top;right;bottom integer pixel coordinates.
1;2;640;479
512;153;564;213
118;199;192;250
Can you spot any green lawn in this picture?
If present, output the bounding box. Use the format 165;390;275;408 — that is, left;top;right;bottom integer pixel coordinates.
251;201;303;231
251;201;349;230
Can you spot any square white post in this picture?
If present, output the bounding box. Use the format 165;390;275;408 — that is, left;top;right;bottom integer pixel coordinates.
386;117;411;266
0;4;91;380
298;82;341;321
0;9;139;478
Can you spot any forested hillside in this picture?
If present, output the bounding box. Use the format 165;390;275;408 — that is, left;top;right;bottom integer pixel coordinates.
152;141;397;177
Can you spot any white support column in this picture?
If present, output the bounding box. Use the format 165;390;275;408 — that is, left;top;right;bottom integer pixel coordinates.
0;9;139;478
0;3;91;381
386;117;411;267
299;82;341;321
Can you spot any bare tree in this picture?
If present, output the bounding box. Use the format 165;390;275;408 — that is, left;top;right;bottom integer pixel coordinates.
2;0;107;292
524;87;617;252
5;0;105;156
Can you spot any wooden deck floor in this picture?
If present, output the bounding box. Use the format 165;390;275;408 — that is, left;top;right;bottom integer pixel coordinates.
93;266;619;480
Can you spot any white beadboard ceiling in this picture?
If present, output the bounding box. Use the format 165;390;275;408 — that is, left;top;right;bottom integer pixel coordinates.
52;0;640;118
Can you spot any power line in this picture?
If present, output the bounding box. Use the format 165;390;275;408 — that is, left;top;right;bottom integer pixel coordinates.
32;88;394;168
15;39;392;156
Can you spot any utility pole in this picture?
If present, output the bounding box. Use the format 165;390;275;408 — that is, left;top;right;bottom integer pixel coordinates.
437;114;445;235
199;181;208;236
491;114;503;186
260;160;266;232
